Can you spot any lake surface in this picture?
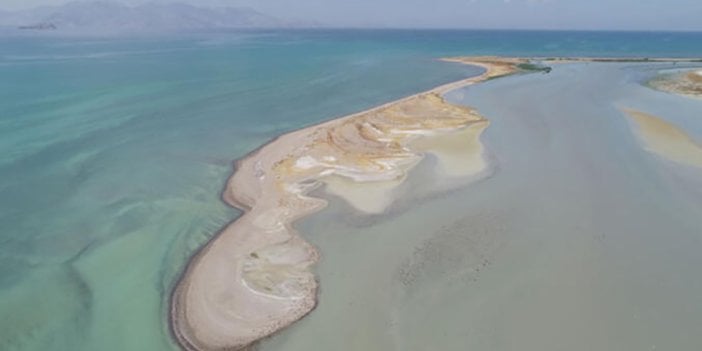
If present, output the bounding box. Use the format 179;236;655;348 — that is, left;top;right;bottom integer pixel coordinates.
1;30;701;350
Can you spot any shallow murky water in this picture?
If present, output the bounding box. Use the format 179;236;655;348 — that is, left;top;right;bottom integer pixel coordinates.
260;62;702;351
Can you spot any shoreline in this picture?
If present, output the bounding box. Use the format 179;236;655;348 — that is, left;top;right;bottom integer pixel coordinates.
648;68;702;99
169;56;527;351
169;56;701;351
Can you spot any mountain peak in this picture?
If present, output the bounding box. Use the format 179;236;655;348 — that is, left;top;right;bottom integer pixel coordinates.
2;1;314;33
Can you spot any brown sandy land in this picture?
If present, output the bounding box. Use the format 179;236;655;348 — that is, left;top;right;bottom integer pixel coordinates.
623;109;702;168
440;56;526;84
648;69;702;99
170;57;527;351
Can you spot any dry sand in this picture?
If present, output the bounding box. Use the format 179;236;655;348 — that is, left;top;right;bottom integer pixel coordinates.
170;57;527;351
649;69;702;99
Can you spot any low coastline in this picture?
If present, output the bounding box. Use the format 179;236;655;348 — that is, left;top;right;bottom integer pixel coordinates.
169;56;702;351
623;108;702;168
169;56;528;351
648;68;702;99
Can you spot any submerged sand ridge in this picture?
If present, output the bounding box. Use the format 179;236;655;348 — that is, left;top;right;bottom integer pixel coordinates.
170;57;527;350
623;108;702;168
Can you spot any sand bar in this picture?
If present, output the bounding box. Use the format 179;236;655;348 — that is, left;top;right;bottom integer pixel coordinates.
170;56;702;351
169;57;530;351
623;108;702;168
648;68;702;99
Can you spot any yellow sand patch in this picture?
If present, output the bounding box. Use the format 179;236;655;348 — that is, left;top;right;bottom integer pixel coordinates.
624;109;702;168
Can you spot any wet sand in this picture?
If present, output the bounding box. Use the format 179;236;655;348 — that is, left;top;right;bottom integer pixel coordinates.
623;109;702;168
170;57;527;350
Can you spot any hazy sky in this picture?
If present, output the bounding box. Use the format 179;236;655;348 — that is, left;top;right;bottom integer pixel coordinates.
1;0;701;31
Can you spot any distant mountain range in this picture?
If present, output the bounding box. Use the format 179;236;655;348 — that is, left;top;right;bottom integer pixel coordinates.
0;1;317;33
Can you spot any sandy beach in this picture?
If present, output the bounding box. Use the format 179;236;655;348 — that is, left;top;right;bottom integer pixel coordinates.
170;57;528;350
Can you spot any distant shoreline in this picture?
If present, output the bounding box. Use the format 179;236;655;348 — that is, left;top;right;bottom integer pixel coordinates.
3;27;702;39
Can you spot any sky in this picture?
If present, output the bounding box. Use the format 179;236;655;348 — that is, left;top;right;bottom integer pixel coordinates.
1;0;701;31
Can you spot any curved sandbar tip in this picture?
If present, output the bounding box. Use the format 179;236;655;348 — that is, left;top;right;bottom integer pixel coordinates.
170;57;526;351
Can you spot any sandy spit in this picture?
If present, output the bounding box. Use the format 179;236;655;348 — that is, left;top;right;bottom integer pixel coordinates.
169;57;530;351
649;68;702;99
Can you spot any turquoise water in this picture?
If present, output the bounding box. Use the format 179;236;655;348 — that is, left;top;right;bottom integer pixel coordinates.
1;30;702;350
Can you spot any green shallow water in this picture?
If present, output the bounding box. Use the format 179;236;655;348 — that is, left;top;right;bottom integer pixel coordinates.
0;31;482;350
1;30;702;350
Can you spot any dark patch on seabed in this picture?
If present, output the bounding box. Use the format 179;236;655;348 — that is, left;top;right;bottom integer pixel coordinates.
397;208;509;289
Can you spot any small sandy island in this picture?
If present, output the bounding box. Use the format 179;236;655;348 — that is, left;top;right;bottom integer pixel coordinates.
649;68;702;99
170;57;531;351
